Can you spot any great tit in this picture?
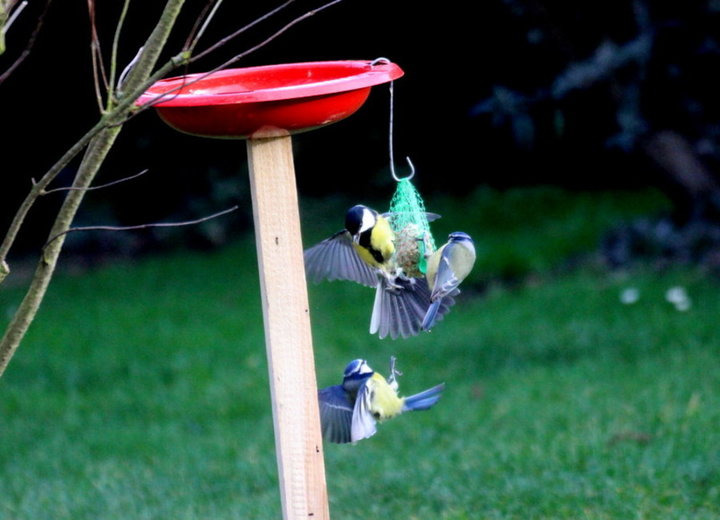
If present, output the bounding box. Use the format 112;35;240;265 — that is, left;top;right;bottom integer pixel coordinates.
422;231;476;331
318;357;445;444
304;205;454;339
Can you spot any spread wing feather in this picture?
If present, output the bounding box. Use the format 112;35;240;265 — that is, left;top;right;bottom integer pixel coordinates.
370;277;455;339
304;231;378;288
318;385;354;444
350;380;378;442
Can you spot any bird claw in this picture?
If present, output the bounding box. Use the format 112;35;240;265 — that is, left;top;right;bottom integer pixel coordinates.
387;356;403;390
381;269;406;291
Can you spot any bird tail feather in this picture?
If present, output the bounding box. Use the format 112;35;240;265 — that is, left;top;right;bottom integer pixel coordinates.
370;277;432;339
421;300;442;331
402;383;445;412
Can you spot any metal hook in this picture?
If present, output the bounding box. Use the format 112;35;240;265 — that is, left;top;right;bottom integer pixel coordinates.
387;80;416;182
391;156;415;182
371;57;391;66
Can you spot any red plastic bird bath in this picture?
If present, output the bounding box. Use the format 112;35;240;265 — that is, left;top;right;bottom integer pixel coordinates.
138;60;403;138
139;60;403;520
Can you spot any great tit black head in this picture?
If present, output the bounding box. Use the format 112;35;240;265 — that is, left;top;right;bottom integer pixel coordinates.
344;205;377;238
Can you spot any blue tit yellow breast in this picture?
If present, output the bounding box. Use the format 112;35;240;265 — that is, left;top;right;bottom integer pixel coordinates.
366;372;404;420
450;242;476;280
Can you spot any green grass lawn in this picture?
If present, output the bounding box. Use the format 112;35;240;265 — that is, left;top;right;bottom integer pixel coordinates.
2;187;719;519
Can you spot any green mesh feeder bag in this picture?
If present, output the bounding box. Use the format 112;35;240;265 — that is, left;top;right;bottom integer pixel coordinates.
388;178;437;277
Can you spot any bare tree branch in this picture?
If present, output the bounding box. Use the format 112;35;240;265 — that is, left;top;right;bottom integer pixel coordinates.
122;0;345;122
0;0;187;377
1;0;346;376
0;0;53;85
0;119;108;266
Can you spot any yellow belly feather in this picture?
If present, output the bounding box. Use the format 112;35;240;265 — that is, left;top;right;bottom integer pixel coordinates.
352;216;395;270
367;373;404;420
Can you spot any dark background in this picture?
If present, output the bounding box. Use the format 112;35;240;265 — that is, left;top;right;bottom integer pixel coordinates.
2;0;719;256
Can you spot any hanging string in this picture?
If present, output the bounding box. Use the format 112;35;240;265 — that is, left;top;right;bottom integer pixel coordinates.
370;57;414;181
387;80;414;181
372;61;435;275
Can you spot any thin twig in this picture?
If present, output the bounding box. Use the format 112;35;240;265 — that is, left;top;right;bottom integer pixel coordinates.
188;0;224;53
3;0;27;35
198;0;344;70
105;0;346;132
131;0;343;115
0;119;106;264
183;0;218;52
108;0;132;101
0;0;187;377
44;205;239;250
42;169;149;195
190;0;296;63
183;0;212;50
2;0;344;263
0;3;184;264
0;0;53;85
116;45;145;92
87;0;109;111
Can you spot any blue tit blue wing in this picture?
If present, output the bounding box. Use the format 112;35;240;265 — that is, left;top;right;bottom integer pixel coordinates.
351;380;378;442
430;247;463;300
304;230;378;288
370;277;456;339
318;385;354;444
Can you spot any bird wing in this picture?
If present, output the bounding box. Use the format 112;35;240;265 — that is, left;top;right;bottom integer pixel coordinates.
318;385;354;444
370;276;447;339
351;380;378;442
304;230;378;288
430;247;463;300
382;211;442;223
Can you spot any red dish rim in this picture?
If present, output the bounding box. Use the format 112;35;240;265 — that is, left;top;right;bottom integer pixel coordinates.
137;60;404;107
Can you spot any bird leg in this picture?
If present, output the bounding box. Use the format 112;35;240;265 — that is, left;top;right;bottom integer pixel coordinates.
379;268;406;291
387;355;403;390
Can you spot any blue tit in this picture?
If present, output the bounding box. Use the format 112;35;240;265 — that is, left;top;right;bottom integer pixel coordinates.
422;231;476;331
318;357;445;444
304;205;454;339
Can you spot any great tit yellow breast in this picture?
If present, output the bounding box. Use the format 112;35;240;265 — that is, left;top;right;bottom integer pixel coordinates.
367;373;405;420
354;216;395;269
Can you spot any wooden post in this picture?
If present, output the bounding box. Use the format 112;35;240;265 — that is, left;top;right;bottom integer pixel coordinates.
246;135;330;520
